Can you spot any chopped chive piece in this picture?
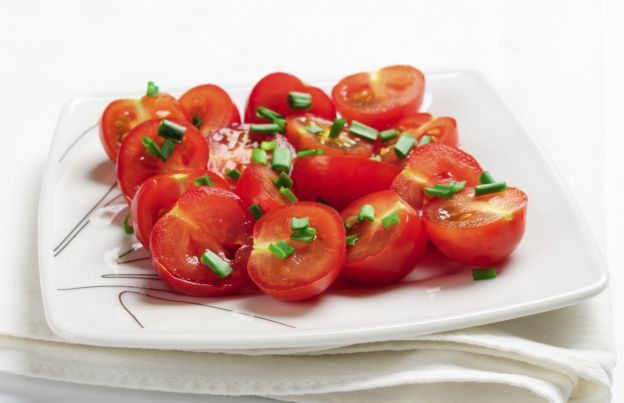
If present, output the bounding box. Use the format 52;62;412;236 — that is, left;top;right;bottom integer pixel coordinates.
417;135;432;146
394;132;416;158
382;211;400;229
268;240;295;259
291;216;309;230
146;81;159;98
142;136;163;159
249;203;264;220
450;180;466;193
475;182;507;196
423;186;453;199
316;196;330;205
193;174;214;187
159;139;175;160
288;91;312;109
346;234;358;246
272;147;292;173
479;171;496;185
123;215;134;235
251;148;268;165
226;168;242;180
305;124;324;135
260;139;277;151
297;148;324;157
329;118;346;139
290;227;317;242
379;129;398;142
274;118;287;132
359;204;375;222
349;120;378;141
371;154;381;161
272;171;294;188
200;250;233;278
250;123;280;134
256;106;283;121
192;115;204;128
279;187;298;202
344;215;361;230
472;268;497;281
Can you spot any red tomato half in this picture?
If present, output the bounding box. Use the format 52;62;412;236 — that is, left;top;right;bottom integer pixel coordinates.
99;93;190;161
341;190;428;285
131;170;230;248
391;143;482;209
234;163;297;213
116;119;209;201
247;202;345;301
286;114;373;158
150;187;254;297
423;187;528;265
179;84;241;133
332;65;425;129
292;155;400;210
244;72;335;123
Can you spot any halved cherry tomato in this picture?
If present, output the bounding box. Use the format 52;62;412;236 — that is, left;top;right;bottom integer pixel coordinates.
131;170;230;248
179;84;241;133
292;155;400;210
332;65;425;129
423;187;528;266
286;114;374;158
244;72;335;124
116;119;209;201
234;163;296;213
341;190;428;285
207;125;255;180
391;143;482;209
99;93;190;161
247;202;345;301
150;187;254;297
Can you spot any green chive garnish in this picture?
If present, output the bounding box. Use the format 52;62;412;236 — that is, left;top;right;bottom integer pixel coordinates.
424;180;466;199
272;147;292;173
475;182;507;196
349;121;378;141
291;216;309;230
159;139;175;160
288;91;312;109
260;139;277;151
290;227;317;242
394;133;416;158
141;136;174;161
250;123;280;134
344;215;361;230
249;203;264;220
252;148;268;165
297;148;324;157
479;171;496;185
280;187;298;203
346;234;358;246
417;135;432;146
472;268;497;281
257;106;283;121
359;204;375;222
382;211;400;229
200;250;233;278
379;129;398;142
329;118;346;139
193;174;214;187
305;124;324;135
146;81;159;98
226;168;242;180
272;171;294;188
123;215;134;235
192;115;204;128
268;240;295;259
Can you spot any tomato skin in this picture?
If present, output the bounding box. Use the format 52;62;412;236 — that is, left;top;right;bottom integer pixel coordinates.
150;187;254;297
179;84;241;133
332;65;425;130
116;119;209;202
286;114;373;158
341;190;428;285
131;170;230;248
244;72;335;124
423;187;528;266
247;202;346;301
391;143;482;209
234;163;295;212
291;155;400;210
99;93;190;161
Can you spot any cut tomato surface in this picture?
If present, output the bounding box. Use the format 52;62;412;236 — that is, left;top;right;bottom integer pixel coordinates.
150;187;254;297
234;163;296;213
247;202;346;301
179;84;241;133
423;187;528;266
341;190;428;285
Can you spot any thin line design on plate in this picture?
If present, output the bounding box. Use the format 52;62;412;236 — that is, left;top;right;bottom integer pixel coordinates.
58;123;98;162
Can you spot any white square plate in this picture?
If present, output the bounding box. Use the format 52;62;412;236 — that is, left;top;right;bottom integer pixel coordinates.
38;71;607;351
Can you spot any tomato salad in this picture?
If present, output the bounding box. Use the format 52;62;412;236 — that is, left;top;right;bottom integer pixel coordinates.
102;65;528;301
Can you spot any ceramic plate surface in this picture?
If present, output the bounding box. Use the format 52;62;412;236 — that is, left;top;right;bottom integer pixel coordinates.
38;71;607;350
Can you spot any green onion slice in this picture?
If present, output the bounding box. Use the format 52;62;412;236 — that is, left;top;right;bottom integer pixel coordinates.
260;139;277;151
382;211;400;229
251;148;268;165
472;268;497;281
268;240;295;259
272;147;292;173
159;139;175;160
349;121;378;141
305;124;324;135
359;204;375;222
288;91;312;109
200;250;233;278
417;135;432;146
394;133;416;158
479;171;496;185
250;123;280;134
123;215;134;235
249;203;264;220
297;148;324;157
290;227;317;242
379;129;398;142
475;182;507;196
346;234;358;246
329;118;346;139
291;216;309;230
146;81;159;98
141;136;163;159
344;215;361;230
193;174;214;187
256;106;283;121
272;171;294;188
192;115;204;128
279;187;298;203
226;168;242;180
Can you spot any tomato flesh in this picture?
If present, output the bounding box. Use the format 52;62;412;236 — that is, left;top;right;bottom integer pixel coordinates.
179;84;241;133
391;143;482;209
341;190;428;285
423;187;528;266
234;163;296;213
131;170;230;248
332;65;425;129
150;187;254;297
247;202;345;301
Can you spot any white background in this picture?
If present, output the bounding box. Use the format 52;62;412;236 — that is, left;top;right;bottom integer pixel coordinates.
0;0;622;401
